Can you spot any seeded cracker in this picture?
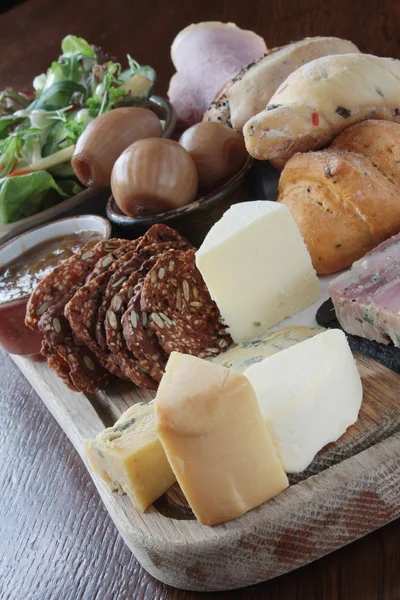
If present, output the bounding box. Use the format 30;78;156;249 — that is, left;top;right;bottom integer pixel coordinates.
95;248;149;351
86;240;139;283
136;224;191;249
122;279;168;382
25;238;125;329
64;272;128;380
39;302;112;393
41;341;77;391
105;270;142;353
104;269;157;389
66;268;155;390
104;242;191;386
97;240;192;350
32;239;125;392
107;256;170;384
140;249;232;357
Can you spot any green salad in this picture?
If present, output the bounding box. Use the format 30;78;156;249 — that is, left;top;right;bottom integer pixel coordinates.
0;35;156;225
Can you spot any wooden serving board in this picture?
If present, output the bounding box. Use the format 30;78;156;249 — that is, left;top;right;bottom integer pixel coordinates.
12;341;400;592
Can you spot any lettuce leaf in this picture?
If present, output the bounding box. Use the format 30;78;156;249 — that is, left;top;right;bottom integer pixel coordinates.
42;117;85;157
61;35;95;58
0;170;82;224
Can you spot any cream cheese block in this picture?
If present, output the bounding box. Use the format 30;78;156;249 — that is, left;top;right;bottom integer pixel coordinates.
244;329;363;473
195;201;320;343
155;352;289;526
85;401;176;512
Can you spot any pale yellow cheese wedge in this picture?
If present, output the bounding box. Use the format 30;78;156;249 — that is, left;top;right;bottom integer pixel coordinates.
85;401;175;512
155;352;289;526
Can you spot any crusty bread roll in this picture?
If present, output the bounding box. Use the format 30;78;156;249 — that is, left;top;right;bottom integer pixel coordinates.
204;37;359;131
244;54;400;163
278;120;400;274
330;119;400;182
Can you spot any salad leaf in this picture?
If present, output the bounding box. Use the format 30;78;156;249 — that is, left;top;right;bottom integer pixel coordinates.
126;55;156;83
0;115;23;139
48;162;76;178
0;170;75;224
0;134;24;176
0;88;30;116
56;178;83;196
61;35;95;58
0;34;157;224
28;81;87;112
33;73;47;93
20;145;75;173
42;116;85;157
86;59;155;118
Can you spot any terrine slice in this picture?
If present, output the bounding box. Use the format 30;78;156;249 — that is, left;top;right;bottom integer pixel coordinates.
329;232;400;345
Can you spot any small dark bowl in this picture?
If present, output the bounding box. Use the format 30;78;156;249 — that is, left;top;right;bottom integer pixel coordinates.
106;155;253;246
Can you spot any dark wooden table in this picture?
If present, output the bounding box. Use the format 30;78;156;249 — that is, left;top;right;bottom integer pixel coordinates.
1;1;400;598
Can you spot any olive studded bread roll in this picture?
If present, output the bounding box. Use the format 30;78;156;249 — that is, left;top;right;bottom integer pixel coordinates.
244;54;400;164
204;36;359;131
278;121;400;274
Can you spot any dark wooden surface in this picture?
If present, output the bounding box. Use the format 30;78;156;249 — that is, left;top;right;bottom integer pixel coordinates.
1;1;400;598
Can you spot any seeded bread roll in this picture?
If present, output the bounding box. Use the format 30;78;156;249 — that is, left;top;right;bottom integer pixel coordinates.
278;120;400;274
204;37;359;131
244;54;400;164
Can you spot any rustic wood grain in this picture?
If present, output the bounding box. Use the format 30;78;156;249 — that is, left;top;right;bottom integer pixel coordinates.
9;346;400;592
1;0;400;597
2;349;400;598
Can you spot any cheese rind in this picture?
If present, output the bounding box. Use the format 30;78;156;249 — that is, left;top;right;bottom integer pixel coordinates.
195;201;320;343
155;352;289;526
244;329;363;472
85;401;176;512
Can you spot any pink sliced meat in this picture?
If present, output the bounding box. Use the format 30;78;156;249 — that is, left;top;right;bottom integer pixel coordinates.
167;73;204;131
168;22;266;127
329;232;400;345
369;279;400;346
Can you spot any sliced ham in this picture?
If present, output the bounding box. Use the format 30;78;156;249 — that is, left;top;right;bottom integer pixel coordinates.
167;73;203;131
168;22;267;128
329;233;400;346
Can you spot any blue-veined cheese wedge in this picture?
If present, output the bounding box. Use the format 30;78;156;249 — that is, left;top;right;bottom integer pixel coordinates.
85;401;175;512
211;325;324;372
244;329;363;473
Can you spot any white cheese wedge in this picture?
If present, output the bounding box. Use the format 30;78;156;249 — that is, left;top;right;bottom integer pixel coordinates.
155;352;289;526
244;329;363;473
195;201;320;343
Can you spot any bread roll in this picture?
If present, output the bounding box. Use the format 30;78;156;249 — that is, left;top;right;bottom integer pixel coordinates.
331;119;400;183
244;54;400;163
204;37;359;131
278;121;400;274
